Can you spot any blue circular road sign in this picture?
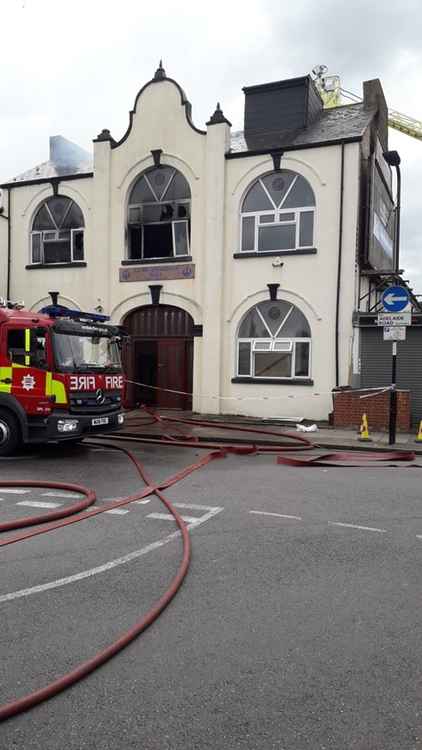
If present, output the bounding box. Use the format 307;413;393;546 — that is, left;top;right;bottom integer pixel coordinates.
382;285;410;313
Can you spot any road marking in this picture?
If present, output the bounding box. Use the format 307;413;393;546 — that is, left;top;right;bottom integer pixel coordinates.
16;500;63;509
41;492;82;499
104;508;130;515
134;499;151;505
249;510;302;520
0;488;30;494
328;521;387;533
173;502;221;512
416;535;422;540
0;504;224;603
147;512;200;524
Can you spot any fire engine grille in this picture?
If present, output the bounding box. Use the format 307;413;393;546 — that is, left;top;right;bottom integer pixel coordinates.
69;390;122;414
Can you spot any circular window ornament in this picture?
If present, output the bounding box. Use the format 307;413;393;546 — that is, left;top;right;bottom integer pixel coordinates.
154;173;166;186
268;306;282;320
272;177;285;192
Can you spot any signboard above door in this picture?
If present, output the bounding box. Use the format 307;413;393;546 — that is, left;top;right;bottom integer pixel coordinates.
120;263;195;283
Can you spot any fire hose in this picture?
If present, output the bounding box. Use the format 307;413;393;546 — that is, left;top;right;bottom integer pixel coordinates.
0;411;415;721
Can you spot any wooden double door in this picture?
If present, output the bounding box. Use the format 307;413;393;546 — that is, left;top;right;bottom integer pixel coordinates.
123;305;195;410
128;337;193;410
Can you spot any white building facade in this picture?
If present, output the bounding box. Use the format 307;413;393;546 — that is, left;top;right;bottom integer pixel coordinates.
0;65;395;420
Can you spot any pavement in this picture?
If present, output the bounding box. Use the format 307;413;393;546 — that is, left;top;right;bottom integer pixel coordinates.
1;439;421;749
119;408;422;454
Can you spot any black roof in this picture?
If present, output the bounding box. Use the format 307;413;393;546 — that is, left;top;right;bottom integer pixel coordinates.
229;102;375;154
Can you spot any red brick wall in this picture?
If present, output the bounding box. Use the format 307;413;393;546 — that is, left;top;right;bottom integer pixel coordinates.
332;389;411;431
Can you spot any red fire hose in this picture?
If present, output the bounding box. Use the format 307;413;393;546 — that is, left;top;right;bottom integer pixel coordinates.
0;412;415;722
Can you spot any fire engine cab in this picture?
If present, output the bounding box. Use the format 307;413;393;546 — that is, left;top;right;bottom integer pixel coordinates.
0;296;125;455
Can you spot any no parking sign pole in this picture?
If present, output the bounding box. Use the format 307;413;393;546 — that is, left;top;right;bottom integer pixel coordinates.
379;286;411;445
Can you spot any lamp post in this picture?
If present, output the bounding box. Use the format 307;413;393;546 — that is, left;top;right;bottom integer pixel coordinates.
383;149;402;445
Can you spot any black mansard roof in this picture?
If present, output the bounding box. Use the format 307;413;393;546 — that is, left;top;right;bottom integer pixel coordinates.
229;102;375;155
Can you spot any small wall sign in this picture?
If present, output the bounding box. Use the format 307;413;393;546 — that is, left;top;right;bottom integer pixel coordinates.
119;264;195;283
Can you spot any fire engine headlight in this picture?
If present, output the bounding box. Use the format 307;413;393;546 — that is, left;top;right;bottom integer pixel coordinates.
57;419;79;433
117;414;124;424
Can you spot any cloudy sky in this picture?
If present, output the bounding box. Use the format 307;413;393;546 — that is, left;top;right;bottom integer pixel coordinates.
1;0;421;291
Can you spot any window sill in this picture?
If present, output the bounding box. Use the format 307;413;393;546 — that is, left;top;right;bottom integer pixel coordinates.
25;262;87;270
233;249;317;259
121;256;192;266
231;377;314;386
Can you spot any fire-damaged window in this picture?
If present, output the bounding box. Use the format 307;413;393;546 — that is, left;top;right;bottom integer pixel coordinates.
127;167;191;260
30;196;85;265
240;171;315;254
237;300;311;379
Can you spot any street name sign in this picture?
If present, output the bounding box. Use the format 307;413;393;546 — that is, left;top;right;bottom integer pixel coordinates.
383;326;406;341
377;312;411;327
381;285;410;312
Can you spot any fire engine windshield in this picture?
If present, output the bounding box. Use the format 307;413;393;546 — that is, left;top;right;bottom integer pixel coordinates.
52;331;121;372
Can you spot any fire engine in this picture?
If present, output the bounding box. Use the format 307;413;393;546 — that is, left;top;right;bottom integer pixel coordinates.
0;295;125;455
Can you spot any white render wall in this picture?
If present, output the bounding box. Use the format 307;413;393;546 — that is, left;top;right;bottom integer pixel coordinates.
5;77;362;421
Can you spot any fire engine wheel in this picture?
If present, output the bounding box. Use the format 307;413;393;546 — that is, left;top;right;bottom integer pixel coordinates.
0;409;20;457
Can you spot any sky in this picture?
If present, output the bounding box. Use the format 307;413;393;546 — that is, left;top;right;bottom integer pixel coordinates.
0;0;421;292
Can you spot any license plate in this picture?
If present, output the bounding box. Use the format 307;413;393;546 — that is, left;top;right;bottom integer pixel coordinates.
92;417;109;426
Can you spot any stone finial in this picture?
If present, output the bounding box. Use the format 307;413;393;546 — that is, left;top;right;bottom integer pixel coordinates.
206;102;232;126
95;128;113;142
154;60;166;80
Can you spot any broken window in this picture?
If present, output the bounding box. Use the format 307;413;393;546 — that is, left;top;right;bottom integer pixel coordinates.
127;167;191;260
237;301;311;379
30;197;85;265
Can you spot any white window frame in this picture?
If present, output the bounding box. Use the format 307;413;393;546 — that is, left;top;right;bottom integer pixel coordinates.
236;302;312;380
29;227;85;265
240;174;315;254
237;338;311;379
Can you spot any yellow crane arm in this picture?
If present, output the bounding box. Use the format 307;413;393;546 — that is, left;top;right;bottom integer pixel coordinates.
312;68;422;142
388;110;422;141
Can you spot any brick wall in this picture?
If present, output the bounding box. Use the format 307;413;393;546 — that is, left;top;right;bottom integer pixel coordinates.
332;388;411;431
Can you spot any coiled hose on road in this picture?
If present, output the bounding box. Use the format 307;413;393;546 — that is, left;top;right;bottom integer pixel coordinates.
0;413;415;722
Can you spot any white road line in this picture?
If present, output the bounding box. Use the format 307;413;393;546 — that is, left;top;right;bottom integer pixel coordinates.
0;505;224;603
173;502;221;512
134;499;151;505
416;535;422;540
16;500;63;509
328;521;387;533
41;492;82;499
0;488;30;495
147;512;199;524
104;508;130;515
249;510;302;520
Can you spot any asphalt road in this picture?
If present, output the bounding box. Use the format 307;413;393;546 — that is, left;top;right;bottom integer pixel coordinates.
0;439;421;750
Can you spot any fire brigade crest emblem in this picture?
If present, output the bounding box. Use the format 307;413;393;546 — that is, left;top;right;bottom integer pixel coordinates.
21;374;36;391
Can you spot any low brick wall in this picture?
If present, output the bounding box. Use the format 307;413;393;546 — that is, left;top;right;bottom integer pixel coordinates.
332;388;411;432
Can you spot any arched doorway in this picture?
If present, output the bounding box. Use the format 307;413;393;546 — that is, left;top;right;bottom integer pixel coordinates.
123;305;194;410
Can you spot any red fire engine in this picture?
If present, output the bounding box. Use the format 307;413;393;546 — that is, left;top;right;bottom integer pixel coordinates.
0;296;125;455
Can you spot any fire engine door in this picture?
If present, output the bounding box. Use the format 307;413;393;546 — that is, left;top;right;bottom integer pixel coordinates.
7;327;49;414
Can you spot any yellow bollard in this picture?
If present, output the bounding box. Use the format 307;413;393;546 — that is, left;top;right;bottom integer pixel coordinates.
358;412;372;442
415;421;422;443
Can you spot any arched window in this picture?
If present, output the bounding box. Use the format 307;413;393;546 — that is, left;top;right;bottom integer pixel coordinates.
237;300;311;379
30;196;84;265
240;170;315;254
127;167;191;261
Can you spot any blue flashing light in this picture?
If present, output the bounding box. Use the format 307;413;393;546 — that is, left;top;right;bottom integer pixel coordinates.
40;305;110;322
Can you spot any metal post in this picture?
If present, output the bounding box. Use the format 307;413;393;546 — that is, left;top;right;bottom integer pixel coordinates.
395;163;401;273
389;341;397;445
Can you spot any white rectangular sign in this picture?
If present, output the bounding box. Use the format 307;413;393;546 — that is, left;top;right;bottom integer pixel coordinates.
377;312;411;327
383;326;406;341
